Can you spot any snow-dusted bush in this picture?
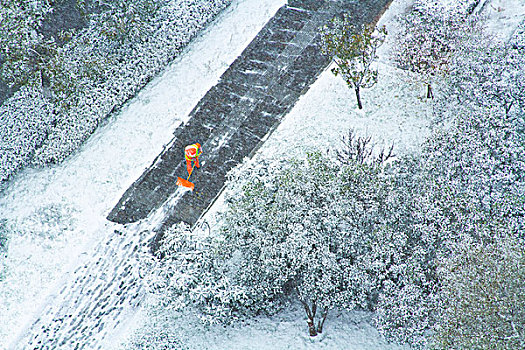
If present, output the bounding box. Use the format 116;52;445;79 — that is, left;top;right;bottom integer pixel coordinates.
321;15;387;109
434;234;525;349
0;86;52;180
149;221;255;325
376;104;525;348
394;0;483;99
0;0;232;181
151;151;409;336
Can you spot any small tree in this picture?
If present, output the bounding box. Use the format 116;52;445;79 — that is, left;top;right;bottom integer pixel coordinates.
321;15;386;109
394;1;478;99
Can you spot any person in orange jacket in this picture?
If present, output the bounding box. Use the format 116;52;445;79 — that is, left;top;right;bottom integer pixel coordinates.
185;143;202;175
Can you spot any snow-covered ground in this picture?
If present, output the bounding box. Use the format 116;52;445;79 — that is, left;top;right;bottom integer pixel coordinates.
1;0;523;349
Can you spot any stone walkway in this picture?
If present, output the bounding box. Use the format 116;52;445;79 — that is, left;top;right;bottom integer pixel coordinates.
108;0;391;248
13;224;154;350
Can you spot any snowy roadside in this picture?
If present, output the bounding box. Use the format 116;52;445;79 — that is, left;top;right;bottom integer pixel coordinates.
0;0;285;348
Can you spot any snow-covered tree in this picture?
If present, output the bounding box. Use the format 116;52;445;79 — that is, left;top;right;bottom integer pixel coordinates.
445;39;525;120
321;15;386;109
394;0;481;99
152;149;404;336
91;0;161;45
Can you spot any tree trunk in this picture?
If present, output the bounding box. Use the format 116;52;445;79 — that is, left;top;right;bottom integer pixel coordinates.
427;83;433;99
301;300;318;337
317;307;329;334
355;86;363;109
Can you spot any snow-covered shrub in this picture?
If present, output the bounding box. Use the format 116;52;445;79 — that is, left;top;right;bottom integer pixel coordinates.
0;85;52;180
151;151;407;336
433;234;525;349
376;103;525;347
444;38;525;121
371;155;439;349
321;15;387;109
394;0;483;99
148;221;249;325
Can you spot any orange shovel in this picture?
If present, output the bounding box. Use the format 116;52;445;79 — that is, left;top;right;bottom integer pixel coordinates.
176;163;196;191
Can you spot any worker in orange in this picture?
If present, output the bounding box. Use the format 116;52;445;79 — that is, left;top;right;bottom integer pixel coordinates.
185;142;202;175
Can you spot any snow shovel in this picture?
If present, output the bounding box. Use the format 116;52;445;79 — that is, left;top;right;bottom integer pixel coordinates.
176;163;196;191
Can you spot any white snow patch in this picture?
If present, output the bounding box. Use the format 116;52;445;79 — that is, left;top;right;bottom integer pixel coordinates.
481;0;525;41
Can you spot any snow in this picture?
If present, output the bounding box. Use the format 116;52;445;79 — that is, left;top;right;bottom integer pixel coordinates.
1;0;523;349
481;0;525;41
128;300;406;350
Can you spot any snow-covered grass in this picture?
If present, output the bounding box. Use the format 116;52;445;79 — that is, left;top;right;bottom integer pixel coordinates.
129;298;406;350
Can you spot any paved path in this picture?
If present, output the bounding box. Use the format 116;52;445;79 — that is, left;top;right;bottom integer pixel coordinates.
107;0;391;248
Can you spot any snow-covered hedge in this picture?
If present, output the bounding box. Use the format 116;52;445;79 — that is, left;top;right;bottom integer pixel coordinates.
0;0;232;182
0;86;52;181
374;15;525;349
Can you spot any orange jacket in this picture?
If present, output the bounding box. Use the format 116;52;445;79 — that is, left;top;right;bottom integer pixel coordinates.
185;143;202;160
